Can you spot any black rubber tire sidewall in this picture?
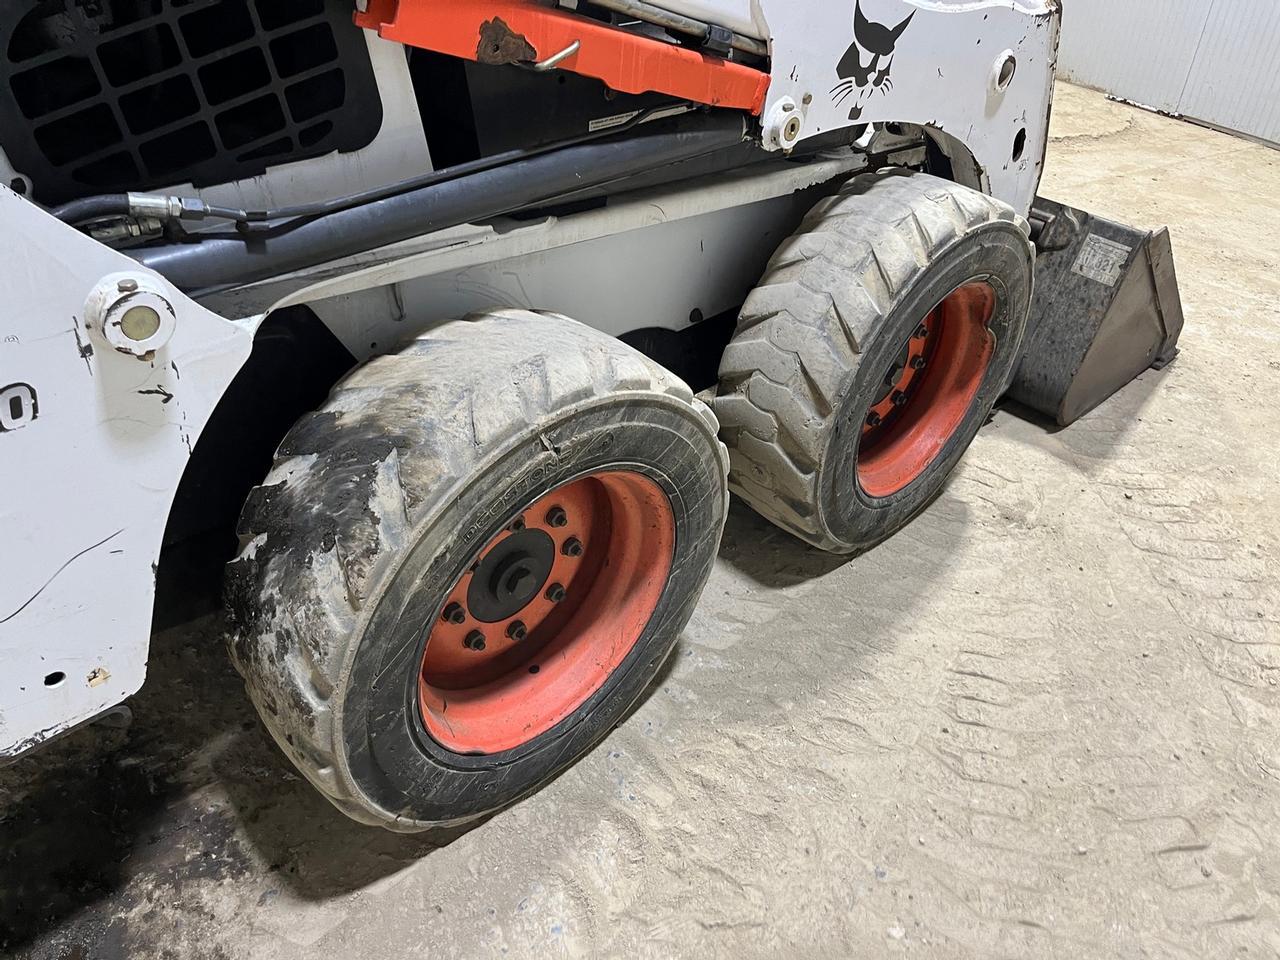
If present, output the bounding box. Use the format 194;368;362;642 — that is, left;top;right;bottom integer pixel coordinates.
822;222;1031;551
342;397;723;824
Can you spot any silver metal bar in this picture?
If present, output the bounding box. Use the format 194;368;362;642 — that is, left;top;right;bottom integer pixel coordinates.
529;39;582;71
583;0;769;58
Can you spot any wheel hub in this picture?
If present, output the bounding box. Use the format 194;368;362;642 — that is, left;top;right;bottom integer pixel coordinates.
467;529;555;623
857;281;997;499
418;471;676;756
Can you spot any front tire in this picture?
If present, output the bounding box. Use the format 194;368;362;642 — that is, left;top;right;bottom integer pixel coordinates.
715;170;1035;554
226;311;728;831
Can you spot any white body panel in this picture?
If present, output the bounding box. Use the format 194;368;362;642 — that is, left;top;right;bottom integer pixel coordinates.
760;0;1060;217
0;189;252;758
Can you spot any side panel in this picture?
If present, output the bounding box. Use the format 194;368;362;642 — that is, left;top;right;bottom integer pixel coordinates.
761;0;1061;216
0;188;252;758
307;193;821;360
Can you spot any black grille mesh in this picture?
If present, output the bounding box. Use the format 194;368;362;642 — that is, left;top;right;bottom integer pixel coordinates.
1;0;382;204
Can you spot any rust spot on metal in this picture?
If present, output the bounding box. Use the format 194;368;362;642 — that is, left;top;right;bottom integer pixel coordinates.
477;17;536;65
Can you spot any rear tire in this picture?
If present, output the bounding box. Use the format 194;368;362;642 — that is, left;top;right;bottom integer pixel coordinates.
715;170;1034;554
226;311;728;831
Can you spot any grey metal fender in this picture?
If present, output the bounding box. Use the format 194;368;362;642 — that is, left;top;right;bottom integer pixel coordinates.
0;186;252;759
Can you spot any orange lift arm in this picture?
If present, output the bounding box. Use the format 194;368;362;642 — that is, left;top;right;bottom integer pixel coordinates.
354;0;771;115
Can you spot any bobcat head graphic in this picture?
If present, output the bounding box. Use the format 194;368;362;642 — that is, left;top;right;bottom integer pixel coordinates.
831;1;915;121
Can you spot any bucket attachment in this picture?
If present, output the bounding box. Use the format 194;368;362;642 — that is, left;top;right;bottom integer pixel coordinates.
1006;198;1185;426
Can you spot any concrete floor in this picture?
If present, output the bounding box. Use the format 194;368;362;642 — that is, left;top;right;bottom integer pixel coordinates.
3;83;1279;959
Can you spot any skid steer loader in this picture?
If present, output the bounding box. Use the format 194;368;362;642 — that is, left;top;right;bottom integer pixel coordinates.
0;0;1183;830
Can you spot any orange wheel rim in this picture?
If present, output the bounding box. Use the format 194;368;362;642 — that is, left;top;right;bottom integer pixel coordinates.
857;281;996;498
418;471;675;755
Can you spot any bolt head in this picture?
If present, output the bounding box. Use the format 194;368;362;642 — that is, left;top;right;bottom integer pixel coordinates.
442;602;466;625
562;537;584;558
510;516;526;532
545;583;566;604
911;356;928;370
546;506;568;528
892;391;909;407
507;621;528;642
915;324;930;339
117;278;139;294
464;631;487;652
866;412;883;428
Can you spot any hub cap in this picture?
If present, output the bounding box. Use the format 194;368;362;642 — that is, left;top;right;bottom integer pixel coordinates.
858;281;997;498
419;471;675;755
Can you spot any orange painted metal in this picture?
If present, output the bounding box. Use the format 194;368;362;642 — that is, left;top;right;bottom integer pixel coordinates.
419;471;675;756
355;0;770;114
857;282;997;499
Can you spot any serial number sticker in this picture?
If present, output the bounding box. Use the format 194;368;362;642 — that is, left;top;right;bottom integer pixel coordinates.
1072;234;1133;287
0;382;38;432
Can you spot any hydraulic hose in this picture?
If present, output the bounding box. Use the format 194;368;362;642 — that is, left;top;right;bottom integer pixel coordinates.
134;110;748;296
50;194;131;224
49;105;683;229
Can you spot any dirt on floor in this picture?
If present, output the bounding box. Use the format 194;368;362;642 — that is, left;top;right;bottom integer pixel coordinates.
2;83;1279;960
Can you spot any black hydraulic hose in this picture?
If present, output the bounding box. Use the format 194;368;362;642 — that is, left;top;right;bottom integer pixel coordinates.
134;111;748;296
51;194;130;224
234;103;681;223
47;105;680;228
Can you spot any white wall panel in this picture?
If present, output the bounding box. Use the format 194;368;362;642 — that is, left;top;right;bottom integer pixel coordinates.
1057;0;1209;114
1178;0;1280;146
1057;0;1279;147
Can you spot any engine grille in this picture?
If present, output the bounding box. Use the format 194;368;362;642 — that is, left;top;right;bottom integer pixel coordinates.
0;0;383;205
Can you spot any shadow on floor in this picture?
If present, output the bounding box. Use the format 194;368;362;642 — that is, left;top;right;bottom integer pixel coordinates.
0;538;466;959
1;480;969;958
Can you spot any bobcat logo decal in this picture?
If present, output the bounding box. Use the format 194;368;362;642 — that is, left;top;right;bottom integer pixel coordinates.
831;1;915;121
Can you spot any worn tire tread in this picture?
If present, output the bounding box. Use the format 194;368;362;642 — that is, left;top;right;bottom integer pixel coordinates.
226;310;726;831
714;169;1025;552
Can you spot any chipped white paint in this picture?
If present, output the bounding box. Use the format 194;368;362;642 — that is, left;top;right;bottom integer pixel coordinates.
0;186;252;758
758;0;1061;217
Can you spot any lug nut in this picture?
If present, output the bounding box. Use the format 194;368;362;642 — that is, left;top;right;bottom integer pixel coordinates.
911;356;928;370
510;516;526;532
892;391;909;407
545;583;567;604
464;630;487;652
915;324;930;339
866;411;883;428
442;602;466;625
507;621;528;642
546;506;568;528
562;537;584;558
